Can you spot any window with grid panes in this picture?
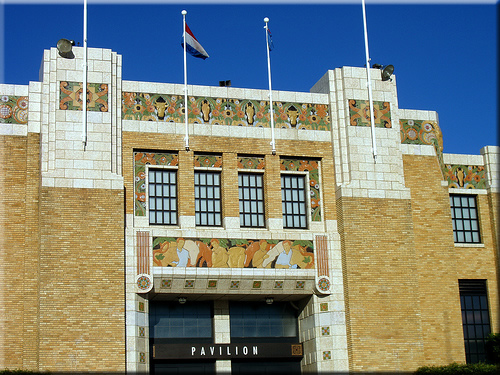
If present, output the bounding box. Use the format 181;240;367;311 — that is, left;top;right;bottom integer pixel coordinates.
450;194;481;243
195;171;221;226
459;280;491;363
148;169;177;225
281;174;307;229
239;173;265;227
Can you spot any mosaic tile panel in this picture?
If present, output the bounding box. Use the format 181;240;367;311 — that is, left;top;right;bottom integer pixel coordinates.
230;280;240;289
0;95;28;124
274;280;284;289
134;152;179;216
348;99;391;128
194;154;222;168
444;164;486;189
295;281;305;289
320;303;328;312
184;280;195;288
161;279;172;288
238;156;265;170
139;352;146;363
139;327;145;337
59;81;108;112
281;158;321;221
153;237;314;269
321;326;330;336
323;351;332;360
207;280;217;288
252;281;262;289
400;119;447;180
138;302;145;312
122;92;330;130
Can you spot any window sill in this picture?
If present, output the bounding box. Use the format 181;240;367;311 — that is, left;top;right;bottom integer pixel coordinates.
454;243;485;248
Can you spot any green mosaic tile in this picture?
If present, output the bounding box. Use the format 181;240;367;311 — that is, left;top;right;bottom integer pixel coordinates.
207;280;217;288
138;302;145;312
320;302;328;312
238;156;265;169
194;154;222;168
185;280;195;288
323;351;331;360
59;81;108;112
253;280;262;289
349;99;391;128
445;164;486;189
230;280;240;289
0;95;28;124
161;279;172;288
322;326;330;336
274;281;284;289
122;92;330;131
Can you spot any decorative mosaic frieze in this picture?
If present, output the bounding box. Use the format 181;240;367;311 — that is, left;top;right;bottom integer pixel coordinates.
444;164;486;189
348;99;391;128
59;81;108;112
153;237;314;269
0;95;28;124
400;119;447;179
281;158;321;221
122;92;330;130
238;156;265;169
194;154;222;168
134;152;179;216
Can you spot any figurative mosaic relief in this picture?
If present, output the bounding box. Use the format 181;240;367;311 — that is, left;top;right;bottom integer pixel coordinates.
59;81;108;112
153;237;314;269
349;99;391;128
444;164;486;189
135;152;179;216
0;95;28;124
281;158;321;221
122;92;330;131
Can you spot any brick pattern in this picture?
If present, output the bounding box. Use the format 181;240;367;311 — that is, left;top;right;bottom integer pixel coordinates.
337;196;424;371
37;187;125;371
0;135;28;368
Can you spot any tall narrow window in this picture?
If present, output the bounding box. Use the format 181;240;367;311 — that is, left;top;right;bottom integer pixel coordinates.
459;279;491;363
450;195;481;243
239;173;265;227
149;169;177;225
281;174;307;229
195;171;221;226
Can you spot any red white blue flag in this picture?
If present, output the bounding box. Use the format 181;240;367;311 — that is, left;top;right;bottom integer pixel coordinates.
182;24;209;59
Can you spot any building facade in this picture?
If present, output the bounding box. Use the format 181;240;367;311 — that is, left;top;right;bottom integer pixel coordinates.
0;46;498;373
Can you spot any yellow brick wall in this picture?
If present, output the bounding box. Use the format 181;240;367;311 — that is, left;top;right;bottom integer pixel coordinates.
23;133;41;369
0;135;27;369
337;196;424;372
37;187;125;371
403;154;465;366
221;152;238;218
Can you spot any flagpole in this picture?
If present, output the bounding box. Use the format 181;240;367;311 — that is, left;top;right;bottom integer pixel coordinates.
182;10;190;151
362;0;377;163
264;17;276;156
82;0;88;149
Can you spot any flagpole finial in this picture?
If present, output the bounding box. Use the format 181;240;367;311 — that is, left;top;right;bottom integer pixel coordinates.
181;10;187;15
264;17;269;23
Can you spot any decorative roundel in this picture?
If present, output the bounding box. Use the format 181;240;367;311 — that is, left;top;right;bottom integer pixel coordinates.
0;104;12;119
136;274;153;293
317;277;331;292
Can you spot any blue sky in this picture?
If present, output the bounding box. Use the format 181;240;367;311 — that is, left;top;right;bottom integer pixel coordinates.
1;1;497;156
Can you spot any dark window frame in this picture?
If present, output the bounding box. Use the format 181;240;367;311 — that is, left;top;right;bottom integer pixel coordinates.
148;168;178;225
281;173;308;229
450;194;481;244
459;279;491;363
239;172;265;228
195;170;222;227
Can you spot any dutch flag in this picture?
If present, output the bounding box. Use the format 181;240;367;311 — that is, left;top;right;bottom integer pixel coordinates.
182;24;209;60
